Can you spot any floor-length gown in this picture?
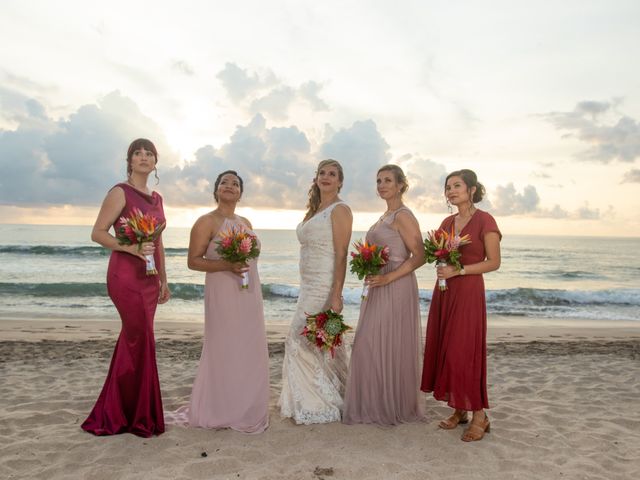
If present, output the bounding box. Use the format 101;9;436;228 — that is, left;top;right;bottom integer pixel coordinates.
279;202;350;424
421;209;501;411
343;207;424;425
82;183;165;437
188;217;269;433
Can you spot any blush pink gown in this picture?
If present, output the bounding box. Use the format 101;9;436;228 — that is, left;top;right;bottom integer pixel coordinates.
343;207;424;425
188;217;269;433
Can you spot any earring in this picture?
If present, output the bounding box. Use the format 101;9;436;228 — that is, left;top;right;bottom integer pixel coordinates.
446;199;453;213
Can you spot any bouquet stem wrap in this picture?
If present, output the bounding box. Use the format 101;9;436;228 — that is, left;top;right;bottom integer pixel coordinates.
145;254;158;275
241;271;249;289
436;259;448;291
361;283;369;300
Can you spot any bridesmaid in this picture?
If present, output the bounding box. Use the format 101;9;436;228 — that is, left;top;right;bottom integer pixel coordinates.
421;169;501;442
343;165;425;425
186;170;269;433
82;138;170;437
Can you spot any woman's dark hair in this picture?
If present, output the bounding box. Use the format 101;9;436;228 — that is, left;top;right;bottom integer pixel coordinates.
126;138;159;184
213;170;244;203
445;169;485;203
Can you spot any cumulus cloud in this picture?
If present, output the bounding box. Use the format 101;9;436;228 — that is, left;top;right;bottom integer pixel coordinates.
491;183;540;215
216;62;278;103
576;203;600;220
397;154;449;213
161;114;315;208
217;63;330;120
621;169;640;183
249;86;296;121
544;99;640;163
319;119;391;210
0;89;175;206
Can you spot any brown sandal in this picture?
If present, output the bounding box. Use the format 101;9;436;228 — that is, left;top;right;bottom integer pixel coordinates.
461;414;490;442
438;410;469;430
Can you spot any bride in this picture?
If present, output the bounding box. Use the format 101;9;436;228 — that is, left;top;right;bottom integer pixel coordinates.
279;159;353;424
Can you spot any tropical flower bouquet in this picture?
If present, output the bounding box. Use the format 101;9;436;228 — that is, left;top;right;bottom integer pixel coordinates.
116;207;165;275
216;224;260;289
423;226;471;291
349;240;390;299
301;309;351;358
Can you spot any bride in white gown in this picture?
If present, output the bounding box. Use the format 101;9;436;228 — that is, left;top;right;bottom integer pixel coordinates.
279;159;353;424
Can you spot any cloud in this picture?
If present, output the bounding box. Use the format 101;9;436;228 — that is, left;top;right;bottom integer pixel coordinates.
576;203;600;220
621;169;640;183
249;86;296;121
0;89;175;206
160;114;315;209
217;63;330;120
491;183;540;215
216;62;277;103
397;155;449;213
172;60;194;76
544;99;640;163
319;119;391;210
299;81;329;111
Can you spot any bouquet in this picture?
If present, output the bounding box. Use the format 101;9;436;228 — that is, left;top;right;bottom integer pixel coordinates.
349;240;390;299
301;309;351;358
423;226;471;291
116;207;165;275
215;224;260;289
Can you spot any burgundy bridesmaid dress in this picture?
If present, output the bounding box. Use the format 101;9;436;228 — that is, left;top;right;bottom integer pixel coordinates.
82;183;166;437
421;209;501;411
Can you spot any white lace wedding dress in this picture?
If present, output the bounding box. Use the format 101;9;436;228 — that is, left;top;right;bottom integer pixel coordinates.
278;202;350;424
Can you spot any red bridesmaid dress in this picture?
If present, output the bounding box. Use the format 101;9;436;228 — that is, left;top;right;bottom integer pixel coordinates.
421;209;501;411
82;183;166;437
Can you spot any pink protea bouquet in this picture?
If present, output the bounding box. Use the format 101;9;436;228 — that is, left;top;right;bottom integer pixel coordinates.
116;207;165;275
423;226;471;291
215;224;260;289
301;309;351;358
349;240;390;299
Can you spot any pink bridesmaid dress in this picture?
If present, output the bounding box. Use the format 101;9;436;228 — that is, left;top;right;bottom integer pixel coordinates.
188;217;269;433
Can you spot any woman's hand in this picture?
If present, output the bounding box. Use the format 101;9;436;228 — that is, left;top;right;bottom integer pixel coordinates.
227;261;250;277
326;294;344;313
366;274;391;288
158;281;171;304
436;264;459;280
123;241;154;262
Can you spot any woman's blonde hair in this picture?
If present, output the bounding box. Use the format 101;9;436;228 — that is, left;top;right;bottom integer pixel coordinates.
377;164;408;195
303;159;344;221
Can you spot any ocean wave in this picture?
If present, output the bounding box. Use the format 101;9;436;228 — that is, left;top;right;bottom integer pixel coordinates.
0;245;188;257
2;282;637;310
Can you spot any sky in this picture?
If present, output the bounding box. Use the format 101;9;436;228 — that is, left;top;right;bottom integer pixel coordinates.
1;0;639;235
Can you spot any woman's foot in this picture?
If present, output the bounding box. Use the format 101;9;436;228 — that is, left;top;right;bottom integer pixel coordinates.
438;409;469;430
461;412;490;442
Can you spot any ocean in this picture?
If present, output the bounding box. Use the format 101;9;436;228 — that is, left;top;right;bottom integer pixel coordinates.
0;224;638;325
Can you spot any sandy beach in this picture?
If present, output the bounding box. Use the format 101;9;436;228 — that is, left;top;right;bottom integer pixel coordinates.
1;318;639;480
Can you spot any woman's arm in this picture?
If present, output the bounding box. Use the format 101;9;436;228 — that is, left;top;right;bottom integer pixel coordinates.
157;235;171;303
367;211;425;288
326;204;353;312
91;187;151;260
187;215;249;276
438;231;501;279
